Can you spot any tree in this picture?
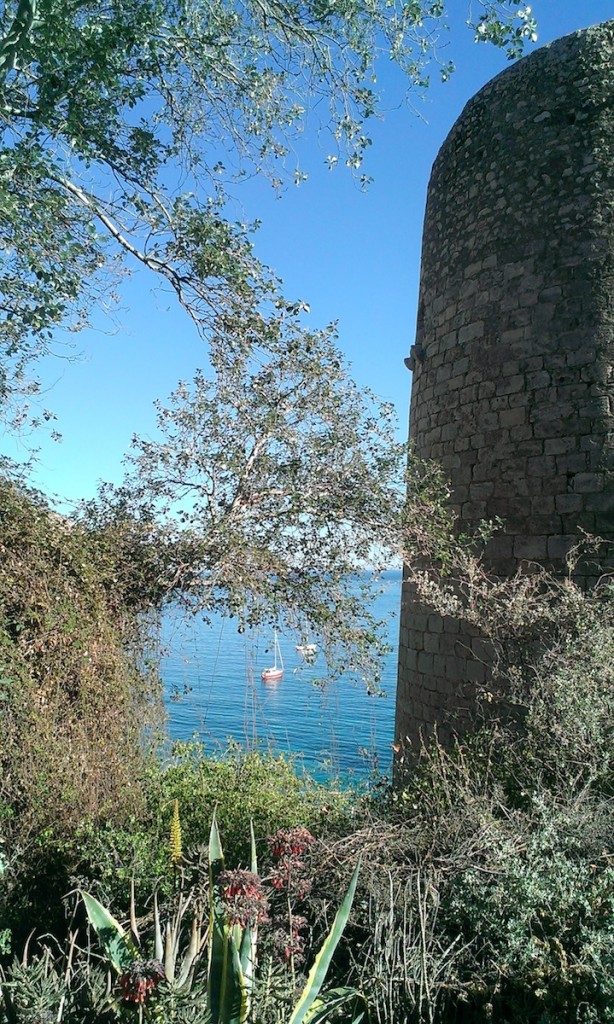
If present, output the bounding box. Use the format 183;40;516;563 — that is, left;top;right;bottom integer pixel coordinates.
0;0;537;417
82;322;408;687
0;0;538;687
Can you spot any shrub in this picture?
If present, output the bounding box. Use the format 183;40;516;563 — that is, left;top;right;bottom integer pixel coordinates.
0;481;162;840
144;743;355;870
442;807;614;1023
307;461;614;1024
0;479;166;942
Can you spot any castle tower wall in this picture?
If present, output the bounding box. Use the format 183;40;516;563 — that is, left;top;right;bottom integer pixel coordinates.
395;21;614;750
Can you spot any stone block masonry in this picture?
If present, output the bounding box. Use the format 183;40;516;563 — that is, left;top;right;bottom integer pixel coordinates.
395;20;614;752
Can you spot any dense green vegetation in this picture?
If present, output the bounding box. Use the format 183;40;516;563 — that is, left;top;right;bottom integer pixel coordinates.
0;0;536;423
0;480;158;844
1;477;613;1023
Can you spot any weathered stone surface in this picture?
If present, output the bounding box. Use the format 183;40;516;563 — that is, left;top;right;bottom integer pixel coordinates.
395;20;614;753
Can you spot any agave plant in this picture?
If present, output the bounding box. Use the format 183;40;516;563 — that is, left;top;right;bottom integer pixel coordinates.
82;811;367;1023
81;881;205;1008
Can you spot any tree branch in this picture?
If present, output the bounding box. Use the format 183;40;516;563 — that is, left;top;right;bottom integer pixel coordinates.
0;0;37;86
49;173;212;331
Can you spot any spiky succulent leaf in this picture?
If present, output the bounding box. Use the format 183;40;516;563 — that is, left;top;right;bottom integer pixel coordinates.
289;860;361;1024
304;987;370;1023
82;891;138;974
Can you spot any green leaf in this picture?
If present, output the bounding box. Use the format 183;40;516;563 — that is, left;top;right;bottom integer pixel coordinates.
177;915;202;990
207;813;248;1024
153;891;164;963
289;859;361;1024
249;819;257;874
239;818;258;999
208;812;226;1021
238;922;253;982
223;931;248;1024
209;809;224;879
81;890;138;974
304;987;370;1024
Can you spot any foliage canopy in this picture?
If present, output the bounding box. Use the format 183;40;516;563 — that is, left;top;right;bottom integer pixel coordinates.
0;0;536;415
0;0;538;677
82;326;407;684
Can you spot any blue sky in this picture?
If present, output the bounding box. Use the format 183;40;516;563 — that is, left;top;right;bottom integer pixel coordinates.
4;1;614;506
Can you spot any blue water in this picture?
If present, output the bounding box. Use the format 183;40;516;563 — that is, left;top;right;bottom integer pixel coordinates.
161;570;401;779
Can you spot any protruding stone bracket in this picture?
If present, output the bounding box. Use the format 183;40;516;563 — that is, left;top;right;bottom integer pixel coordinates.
404;344;425;372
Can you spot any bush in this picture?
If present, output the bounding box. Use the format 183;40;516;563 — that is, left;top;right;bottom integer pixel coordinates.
0;481;162;847
0;479;168;944
144;742;354;866
308;471;614;1024
442;807;614;1023
8;744;355;940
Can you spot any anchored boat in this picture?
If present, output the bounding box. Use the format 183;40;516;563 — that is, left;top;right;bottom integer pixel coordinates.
261;629;284;682
296;642;317;663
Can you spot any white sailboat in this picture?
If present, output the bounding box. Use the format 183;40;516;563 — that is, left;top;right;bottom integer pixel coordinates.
261;629;284;682
296;642;317;663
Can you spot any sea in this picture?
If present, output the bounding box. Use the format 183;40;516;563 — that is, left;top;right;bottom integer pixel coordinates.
161;569;402;781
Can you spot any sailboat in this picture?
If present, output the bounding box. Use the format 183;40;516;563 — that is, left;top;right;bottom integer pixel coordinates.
296;642;317;663
261;629;284;682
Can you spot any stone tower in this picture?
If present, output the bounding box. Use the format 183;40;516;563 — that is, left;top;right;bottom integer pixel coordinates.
395;21;614;751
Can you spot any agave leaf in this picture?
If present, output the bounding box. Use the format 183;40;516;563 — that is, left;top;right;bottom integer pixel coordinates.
82;891;138;974
209;810;224;880
207;813;248;1024
230;921;243;955
304;987;370;1024
238;922;253;978
238;920;256;1023
165;919;176;982
172;890;186;968
241;819;258;998
177;915;202;990
208;810;225;986
220;929;248;1024
249;820;257;874
154;892;164;963
288;859;361;1024
207;812;226;1020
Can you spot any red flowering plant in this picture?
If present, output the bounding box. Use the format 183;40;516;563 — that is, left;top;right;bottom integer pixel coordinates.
265;827;316;978
217;869;269;928
268;826;315;897
82;884;206;1019
83;811;364;1023
268;827;315;861
118;958;166;1005
272;915;308;967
